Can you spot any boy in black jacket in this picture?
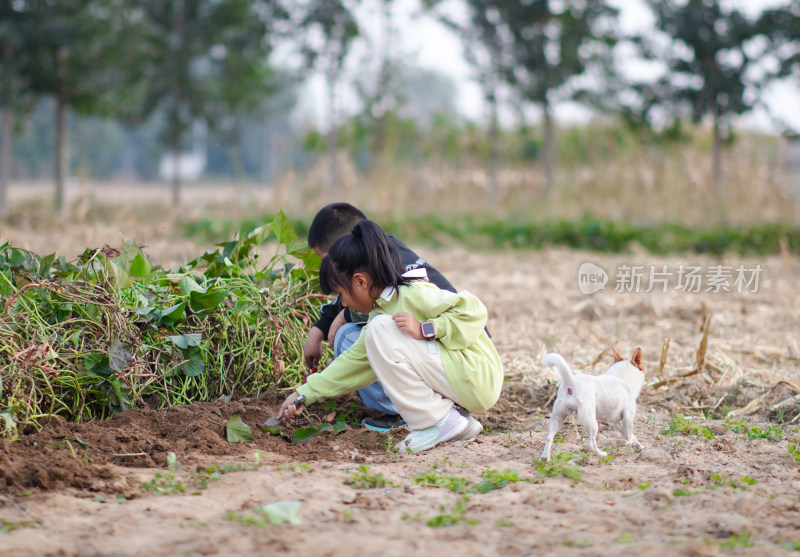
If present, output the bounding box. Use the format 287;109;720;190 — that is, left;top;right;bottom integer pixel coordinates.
303;203;458;431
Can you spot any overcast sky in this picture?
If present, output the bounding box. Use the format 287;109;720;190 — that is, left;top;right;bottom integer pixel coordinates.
293;0;800;133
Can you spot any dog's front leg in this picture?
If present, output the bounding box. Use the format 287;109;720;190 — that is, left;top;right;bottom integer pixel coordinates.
619;412;643;451
540;403;568;461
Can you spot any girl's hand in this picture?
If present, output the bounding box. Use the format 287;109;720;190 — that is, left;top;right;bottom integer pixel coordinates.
277;391;305;422
393;312;424;340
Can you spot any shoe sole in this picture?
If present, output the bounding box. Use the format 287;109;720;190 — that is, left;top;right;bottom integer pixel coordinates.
361;418;406;433
400;418;469;453
452;418;483;441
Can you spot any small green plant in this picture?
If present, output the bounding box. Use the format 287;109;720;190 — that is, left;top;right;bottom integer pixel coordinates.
384;436;399;454
788;443;800;462
719;532;754;550
637;482;651;490
1;519;41;532
726;419;783;442
474;469;527;493
672;488;694;497
413;468;472;494
223;501;302;526
535;453;583;482
617;533;634;543
276;462;311;475
564;539;594;548
344;465;395;489
140;452;187;495
661;415;714;439
426;497;478;527
709;474;757;490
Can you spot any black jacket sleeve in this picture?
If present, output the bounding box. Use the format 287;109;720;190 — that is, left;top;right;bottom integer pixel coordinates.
312;296;343;340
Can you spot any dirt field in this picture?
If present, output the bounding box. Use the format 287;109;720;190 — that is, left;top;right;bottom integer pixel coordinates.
2;232;800;555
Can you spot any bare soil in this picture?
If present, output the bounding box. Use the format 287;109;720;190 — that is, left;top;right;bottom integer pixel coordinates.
2;237;800;556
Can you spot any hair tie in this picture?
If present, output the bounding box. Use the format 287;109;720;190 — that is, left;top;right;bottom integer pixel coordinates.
351;224;363;238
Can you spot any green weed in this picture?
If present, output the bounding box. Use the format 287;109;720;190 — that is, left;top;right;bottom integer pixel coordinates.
413;469;472;494
223;501;301;526
344;465;395;489
788;444;800;463
564;540;594;548
276;462;311;475
725;419;783;441
661;415;714;439
719;533;754;549
709;474;757;490
475;469;527;493
1;519;41;532
426;497;478;527
534;453;583;482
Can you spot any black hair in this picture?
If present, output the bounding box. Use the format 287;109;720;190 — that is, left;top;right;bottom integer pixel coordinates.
319;220;412;296
307;203;367;252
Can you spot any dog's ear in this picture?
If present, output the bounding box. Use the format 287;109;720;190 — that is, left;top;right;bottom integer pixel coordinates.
611;346;624;363
631;347;644;371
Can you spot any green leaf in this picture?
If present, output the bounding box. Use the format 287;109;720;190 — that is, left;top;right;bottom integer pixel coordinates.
130;252;153;281
167;333;203;349
292;424;331;442
262;427;291;440
151;301;187;326
189;287;226;313
179;275;204;295
260;501;301;525
226;415;253;443
84;354;113;377
182;346;205;377
332;421;347;435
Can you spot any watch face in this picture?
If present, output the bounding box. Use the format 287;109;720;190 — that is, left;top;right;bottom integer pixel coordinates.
421;321;435;337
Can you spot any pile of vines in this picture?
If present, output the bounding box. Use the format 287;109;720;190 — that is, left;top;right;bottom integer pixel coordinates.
0;212;327;439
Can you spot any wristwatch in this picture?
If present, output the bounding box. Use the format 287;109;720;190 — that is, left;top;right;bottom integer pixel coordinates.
293;394;306;408
420;320;436;340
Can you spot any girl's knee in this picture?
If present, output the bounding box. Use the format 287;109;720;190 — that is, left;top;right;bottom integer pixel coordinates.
365;314;394;338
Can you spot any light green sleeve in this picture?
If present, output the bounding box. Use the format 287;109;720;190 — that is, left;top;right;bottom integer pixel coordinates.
406;285;488;351
296;330;376;405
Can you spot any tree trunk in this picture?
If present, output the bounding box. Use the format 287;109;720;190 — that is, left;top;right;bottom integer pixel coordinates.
0;107;12;212
487;89;499;203
543;96;555;195
171;139;181;207
55;90;69;215
325;54;338;199
713;115;724;189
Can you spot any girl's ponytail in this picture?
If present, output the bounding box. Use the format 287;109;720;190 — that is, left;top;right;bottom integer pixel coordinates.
321;219;409;296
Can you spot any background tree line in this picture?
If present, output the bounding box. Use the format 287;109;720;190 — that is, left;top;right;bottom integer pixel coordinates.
0;0;798;213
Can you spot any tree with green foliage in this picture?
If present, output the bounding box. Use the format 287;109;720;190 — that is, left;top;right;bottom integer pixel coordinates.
493;0;618;193
132;0;288;206
630;0;762;188
297;0;360;198
757;3;800;132
9;0;136;214
0;1;33;212
424;0;507;201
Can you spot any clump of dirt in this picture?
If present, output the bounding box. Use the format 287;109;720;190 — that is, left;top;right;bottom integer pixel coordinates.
477;381;555;431
641;379;765;416
0;391;391;494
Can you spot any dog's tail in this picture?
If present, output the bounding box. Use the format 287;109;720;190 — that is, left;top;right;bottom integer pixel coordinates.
543;353;576;392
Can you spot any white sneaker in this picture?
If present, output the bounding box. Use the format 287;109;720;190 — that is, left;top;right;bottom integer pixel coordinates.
398;408;468;453
452;415;483;441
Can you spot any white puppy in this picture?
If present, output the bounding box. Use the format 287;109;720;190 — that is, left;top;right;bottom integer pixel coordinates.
540;347;645;461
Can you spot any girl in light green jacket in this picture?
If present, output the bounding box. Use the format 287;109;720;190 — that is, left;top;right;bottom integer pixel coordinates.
278;220;503;452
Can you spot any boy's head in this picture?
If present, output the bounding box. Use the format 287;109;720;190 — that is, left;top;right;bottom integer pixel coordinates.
307;203;367;257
